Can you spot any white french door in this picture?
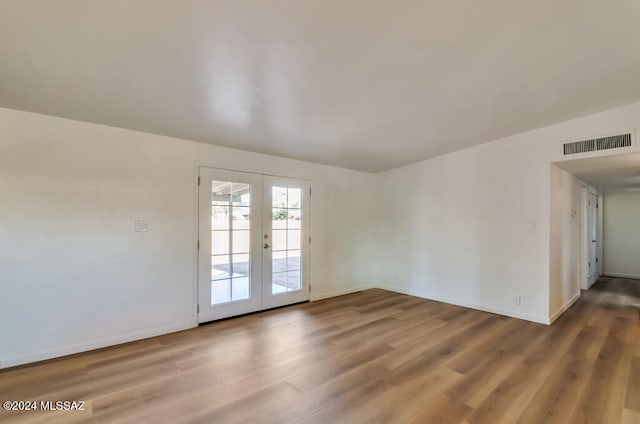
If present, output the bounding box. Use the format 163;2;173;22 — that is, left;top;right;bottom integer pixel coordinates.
198;168;263;322
262;176;311;309
198;168;310;323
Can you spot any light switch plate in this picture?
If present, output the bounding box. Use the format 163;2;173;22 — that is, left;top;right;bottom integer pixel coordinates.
134;220;150;232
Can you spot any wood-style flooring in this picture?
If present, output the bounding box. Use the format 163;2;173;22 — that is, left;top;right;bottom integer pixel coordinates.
1;276;639;423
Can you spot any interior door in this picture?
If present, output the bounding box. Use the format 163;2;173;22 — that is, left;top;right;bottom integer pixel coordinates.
262;176;311;309
587;192;598;286
198;168;263;322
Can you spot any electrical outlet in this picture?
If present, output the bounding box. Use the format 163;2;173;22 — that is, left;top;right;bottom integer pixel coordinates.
134;220;150;232
515;296;521;306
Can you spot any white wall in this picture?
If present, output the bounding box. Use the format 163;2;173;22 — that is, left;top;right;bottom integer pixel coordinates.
603;190;640;279
373;102;640;324
549;166;582;321
374;131;552;323
2;102;640;367
0;108;377;368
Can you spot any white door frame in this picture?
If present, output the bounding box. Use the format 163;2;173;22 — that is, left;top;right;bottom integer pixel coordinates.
581;186;599;290
197;166;311;323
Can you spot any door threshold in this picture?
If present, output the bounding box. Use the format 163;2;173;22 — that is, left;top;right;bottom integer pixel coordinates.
198;300;310;326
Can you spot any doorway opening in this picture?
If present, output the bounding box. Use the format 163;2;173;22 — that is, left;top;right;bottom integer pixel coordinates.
197;167;311;323
551;151;640;320
582;188;600;290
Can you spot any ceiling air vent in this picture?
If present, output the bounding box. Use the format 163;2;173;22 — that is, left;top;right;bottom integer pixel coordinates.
563;133;632;156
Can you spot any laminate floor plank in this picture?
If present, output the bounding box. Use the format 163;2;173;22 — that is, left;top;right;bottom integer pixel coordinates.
1;277;638;423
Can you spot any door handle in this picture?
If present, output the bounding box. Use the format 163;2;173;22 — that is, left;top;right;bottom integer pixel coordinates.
264;243;270;249
592;239;597;243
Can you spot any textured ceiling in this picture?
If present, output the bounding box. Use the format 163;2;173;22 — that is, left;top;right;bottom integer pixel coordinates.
1;0;640;172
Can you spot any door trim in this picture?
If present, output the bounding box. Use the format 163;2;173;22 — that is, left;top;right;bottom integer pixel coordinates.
196;165;312;323
581;186;598;290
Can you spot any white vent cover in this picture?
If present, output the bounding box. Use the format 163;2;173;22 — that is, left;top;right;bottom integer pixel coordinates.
563;133;632;155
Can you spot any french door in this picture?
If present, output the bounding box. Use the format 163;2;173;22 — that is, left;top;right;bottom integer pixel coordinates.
198;168;310;323
262;176;311;309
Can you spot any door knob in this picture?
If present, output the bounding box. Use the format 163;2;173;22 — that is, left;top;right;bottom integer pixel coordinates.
592;239;597;243
264;243;270;249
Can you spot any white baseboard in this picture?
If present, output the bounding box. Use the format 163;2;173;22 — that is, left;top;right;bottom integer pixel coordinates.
3;281;569;368
549;291;581;324
603;272;640;280
311;284;373;301
375;284;550;325
1;321;195;369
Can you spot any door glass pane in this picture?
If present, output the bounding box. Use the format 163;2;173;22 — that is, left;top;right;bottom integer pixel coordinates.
272;230;286;251
212;206;230;230
212;279;231;304
272;187;287;208
232;253;250;278
272;251;286;273
287;188;301;209
232;207;250;230
286;271;301;291
287;230;301;250
287;209;301;229
271;186;303;294
286;250;301;271
212;255;231;281
272;209;287;229
211;179;251;305
212;182;232;205
212;231;230;255
232;183;251;207
272;272;287;294
232;277;249;301
232;231;250;254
